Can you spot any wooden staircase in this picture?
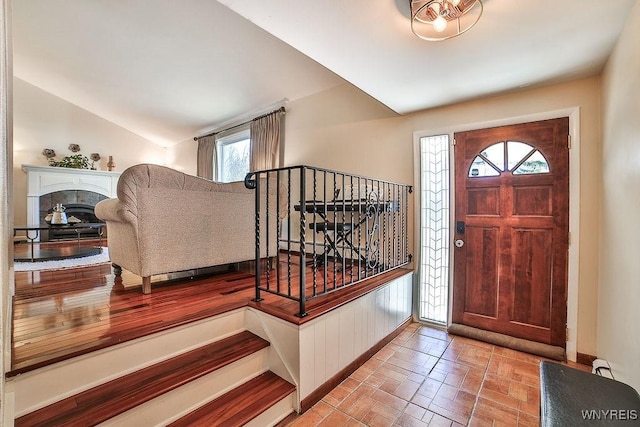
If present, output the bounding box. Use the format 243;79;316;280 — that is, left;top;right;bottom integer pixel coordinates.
10;311;296;426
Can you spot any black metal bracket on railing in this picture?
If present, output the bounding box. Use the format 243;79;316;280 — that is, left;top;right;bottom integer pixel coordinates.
243;172;257;190
245;165;412;318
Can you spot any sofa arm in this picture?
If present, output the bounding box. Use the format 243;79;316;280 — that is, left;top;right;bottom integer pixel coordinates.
95;198;137;225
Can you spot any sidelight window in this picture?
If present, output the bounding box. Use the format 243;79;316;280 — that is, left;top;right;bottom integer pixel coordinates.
418;134;450;324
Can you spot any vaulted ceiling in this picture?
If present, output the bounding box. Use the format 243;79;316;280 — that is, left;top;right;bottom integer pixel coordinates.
13;0;637;146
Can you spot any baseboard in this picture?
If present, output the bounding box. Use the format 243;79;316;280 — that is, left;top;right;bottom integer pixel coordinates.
299;317;413;413
576;352;597;366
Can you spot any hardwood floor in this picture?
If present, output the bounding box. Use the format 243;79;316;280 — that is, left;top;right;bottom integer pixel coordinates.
11;242;410;376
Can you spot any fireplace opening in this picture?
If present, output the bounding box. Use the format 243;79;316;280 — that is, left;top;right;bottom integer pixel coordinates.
39;190;108;242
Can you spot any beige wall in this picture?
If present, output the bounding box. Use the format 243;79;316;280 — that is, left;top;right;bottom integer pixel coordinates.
283;76;602;358
12;78;167;224
599;1;640;390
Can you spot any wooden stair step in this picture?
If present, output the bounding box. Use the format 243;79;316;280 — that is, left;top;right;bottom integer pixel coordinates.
169;371;296;427
15;331;269;427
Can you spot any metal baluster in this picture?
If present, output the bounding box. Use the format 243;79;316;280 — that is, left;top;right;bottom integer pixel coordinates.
265;172;270;287
298;167;307;317
276;170;281;292
312;169;318;296
287;169;292;297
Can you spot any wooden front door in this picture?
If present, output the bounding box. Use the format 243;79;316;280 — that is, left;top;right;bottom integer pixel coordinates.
452;118;569;346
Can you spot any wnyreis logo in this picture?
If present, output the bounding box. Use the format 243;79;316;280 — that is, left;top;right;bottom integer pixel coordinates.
582;409;638;421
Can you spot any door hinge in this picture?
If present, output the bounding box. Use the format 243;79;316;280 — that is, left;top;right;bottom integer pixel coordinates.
568;134;572;149
568;231;571;246
566;327;570;342
452;138;457;146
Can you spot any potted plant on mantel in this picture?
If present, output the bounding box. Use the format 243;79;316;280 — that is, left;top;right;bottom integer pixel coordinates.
42;144;101;170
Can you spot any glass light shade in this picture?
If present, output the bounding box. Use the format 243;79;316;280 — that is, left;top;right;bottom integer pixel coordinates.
432;15;448;32
410;0;483;41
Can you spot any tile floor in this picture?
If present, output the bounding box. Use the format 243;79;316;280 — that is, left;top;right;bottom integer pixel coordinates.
284;322;590;426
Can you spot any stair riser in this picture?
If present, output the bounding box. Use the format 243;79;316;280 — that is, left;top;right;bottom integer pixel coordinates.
99;350;269;427
9;308;246;417
244;392;296;427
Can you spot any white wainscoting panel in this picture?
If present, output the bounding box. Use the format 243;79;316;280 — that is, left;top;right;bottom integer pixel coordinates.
298;272;413;399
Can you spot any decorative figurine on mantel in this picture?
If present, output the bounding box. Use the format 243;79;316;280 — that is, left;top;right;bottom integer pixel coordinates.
90;153;101;170
107;155;115;171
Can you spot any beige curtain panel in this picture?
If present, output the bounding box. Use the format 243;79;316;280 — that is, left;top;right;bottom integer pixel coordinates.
196;135;216;180
250;109;284;172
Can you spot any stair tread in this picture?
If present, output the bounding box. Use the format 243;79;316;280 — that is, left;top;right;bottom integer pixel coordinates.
16;330;269;427
169;371;296;427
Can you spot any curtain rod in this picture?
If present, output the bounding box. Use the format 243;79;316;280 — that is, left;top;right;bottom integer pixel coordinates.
193;106;286;141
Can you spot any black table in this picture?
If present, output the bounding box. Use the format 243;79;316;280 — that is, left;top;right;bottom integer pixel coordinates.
13;223;105;262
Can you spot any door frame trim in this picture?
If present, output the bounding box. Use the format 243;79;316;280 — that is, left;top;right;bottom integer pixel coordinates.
413;106;580;362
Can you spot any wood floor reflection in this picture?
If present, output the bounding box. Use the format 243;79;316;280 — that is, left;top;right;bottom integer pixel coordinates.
12;244;410;376
11;262;259;375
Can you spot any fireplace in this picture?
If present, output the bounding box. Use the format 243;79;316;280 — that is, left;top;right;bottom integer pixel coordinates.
23;164;121;241
40;191;107;241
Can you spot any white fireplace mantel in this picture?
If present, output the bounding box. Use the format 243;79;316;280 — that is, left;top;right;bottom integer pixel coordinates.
23;164;121;226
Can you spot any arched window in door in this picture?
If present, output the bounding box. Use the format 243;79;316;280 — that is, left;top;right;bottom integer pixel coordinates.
468;141;550;178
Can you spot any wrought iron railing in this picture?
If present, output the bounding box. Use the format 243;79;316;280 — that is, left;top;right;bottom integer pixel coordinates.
244;165;412;317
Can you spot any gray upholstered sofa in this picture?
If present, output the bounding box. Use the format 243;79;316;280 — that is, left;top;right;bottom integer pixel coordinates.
95;164;277;294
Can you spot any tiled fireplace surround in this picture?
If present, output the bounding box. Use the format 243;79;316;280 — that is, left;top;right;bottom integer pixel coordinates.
22;164;121;240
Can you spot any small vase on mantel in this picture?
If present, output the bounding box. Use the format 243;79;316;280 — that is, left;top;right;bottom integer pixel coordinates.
107;156;115;171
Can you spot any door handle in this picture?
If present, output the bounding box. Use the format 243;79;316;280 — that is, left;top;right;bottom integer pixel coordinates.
454;239;464;248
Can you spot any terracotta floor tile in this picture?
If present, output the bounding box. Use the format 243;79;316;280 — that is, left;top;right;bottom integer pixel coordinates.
289;322;593;427
323;382;353;406
364;401;402;425
317;410;364;427
338;395;377;420
351;367;373;382
363;410;396;427
403;402;427;420
410;392;433;410
380;377;404;394
376;362;413;382
426;411;455;427
375;346;398;362
428;401;469;425
470;397;519;425
404;335;450;357
417;378;443;400
287;410;326;427
372;388;410;411
517;410;539;427
366;371;391;388
460;372;483;395
390;378;422;401
467;415;493;427
393;413;429;427
415;326;452;342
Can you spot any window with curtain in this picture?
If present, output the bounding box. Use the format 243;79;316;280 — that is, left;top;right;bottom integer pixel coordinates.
196;107;284;182
216;127;251;183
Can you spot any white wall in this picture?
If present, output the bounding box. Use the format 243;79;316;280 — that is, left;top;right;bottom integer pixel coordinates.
12;78;168;224
599;0;640;391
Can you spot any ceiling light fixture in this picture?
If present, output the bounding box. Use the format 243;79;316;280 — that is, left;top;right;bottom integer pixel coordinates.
410;0;483;41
